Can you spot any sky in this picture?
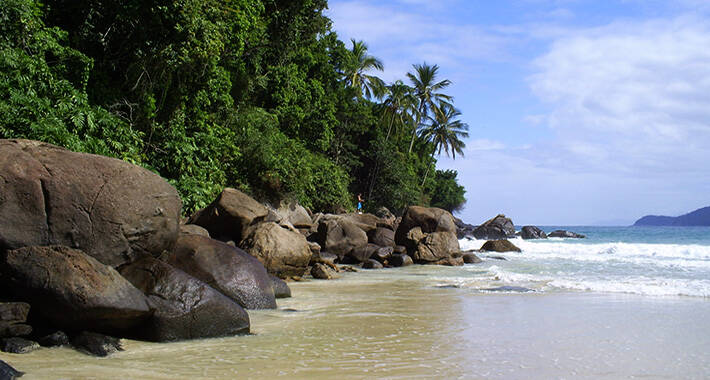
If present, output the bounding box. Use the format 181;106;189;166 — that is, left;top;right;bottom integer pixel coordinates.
327;0;710;225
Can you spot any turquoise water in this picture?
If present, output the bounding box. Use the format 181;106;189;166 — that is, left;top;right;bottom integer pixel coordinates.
457;226;710;298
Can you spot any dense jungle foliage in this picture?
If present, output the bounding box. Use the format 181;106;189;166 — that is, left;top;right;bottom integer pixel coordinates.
0;0;467;215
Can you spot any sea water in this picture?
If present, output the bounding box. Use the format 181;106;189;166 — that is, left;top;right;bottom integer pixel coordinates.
3;226;709;379
458;226;710;297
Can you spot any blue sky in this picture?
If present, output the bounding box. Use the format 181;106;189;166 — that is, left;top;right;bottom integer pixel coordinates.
327;0;710;225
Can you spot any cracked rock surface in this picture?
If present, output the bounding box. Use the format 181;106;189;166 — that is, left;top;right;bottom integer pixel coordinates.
0;139;181;268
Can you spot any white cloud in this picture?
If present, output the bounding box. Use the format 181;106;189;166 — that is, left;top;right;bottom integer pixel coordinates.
528;15;710;176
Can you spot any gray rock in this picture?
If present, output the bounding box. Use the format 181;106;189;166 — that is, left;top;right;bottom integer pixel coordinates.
471;214;516;240
0;139;181;268
0;323;32;338
179;224;210;237
520;226;547;239
368;227;395;247
462;252;483;264
188;188;268;243
362;259;384;269
480;240;521;253
0;303;30;324
163;235;276;310
549;230;586;238
389;254;413;267
0;338;39;354
1;246;150;333
120;257;250;342
0;359;23;379
71;331;122;357
240;222;311;279
37;331;69;347
311;263;338;280
270;275;292;299
314;216;368;260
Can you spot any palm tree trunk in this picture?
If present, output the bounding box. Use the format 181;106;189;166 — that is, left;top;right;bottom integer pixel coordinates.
420;152;435;187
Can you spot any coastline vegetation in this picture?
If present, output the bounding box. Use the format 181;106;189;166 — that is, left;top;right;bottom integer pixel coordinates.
0;0;467;215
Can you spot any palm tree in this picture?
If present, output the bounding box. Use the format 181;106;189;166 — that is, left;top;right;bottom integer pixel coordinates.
379;80;417;141
406;63;452;152
345;39;386;100
418;103;469;185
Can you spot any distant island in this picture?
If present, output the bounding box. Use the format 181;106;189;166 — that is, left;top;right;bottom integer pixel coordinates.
634;206;710;226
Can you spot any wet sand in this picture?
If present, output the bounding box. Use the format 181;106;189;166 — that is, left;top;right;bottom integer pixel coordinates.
3;266;710;379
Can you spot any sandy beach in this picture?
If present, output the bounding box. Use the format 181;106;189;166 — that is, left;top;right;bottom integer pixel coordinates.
4;265;709;379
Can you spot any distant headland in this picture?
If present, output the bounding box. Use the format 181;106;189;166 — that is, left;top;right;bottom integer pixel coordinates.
634;206;710;226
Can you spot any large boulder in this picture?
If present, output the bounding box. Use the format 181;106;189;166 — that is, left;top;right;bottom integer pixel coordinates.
179;224;210;237
480;240;521;253
0;246;150;333
413;232;462;264
188;188;268;243
119;257;250;342
454;217;476;239
548;230;586;239
0;139;181;268
394;206;461;265
240;222;311;279
313;216;368;260
163;235;276;310
521;226;547;240
270;201;313;229
471;214;516;240
394;206;456;245
368;227;395;247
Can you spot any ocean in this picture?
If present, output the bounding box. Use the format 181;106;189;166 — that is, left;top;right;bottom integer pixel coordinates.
3;226;709;379
457;226;710;298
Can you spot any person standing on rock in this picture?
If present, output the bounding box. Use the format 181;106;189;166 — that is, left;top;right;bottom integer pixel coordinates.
357;193;364;214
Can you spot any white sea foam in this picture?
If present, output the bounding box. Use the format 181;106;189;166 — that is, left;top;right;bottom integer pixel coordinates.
457;237;710;297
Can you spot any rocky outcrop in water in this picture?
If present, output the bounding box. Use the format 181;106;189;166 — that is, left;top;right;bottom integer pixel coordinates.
1;245;150;334
548;230;585;238
395;206;462;265
480;240;521;253
471;214;516;240
71;331;123;357
164;234;276;310
119;257;250;342
188;188;268;243
520;226;547;240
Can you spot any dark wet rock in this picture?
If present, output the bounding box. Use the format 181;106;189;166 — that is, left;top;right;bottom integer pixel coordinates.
483;286;534;293
241;222;311;279
368;227;395;247
548;230;586;238
0;139;181;268
0;338;39;354
362;259;384;269
520;226;547;240
179;224;210;237
311;263;338;280
120;256;250;341
389;254;413;267
313;216;368;260
0;359;24;379
270;275;292;299
393;245;407;254
462;252;483;264
1;246;150;333
36;331;69;347
188;188;268;243
454;217;476;239
346;243;380;264
436;284;461;289
480;240;522;253
471;214;516;240
71;331;122;357
371;246;393;264
163;235;276;310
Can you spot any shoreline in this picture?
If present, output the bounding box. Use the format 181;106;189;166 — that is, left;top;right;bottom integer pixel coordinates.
4;268;710;379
